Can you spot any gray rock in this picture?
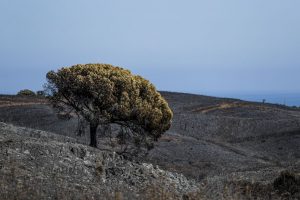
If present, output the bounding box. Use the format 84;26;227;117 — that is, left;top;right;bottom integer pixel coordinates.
0;122;199;200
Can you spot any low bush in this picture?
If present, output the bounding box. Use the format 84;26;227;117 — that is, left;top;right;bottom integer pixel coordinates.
36;90;46;97
273;171;300;196
17;89;36;97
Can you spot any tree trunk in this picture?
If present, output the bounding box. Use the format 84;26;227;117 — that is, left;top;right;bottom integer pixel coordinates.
89;123;98;148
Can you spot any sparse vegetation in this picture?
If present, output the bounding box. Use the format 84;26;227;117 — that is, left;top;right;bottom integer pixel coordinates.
1;92;300;199
45;63;173;150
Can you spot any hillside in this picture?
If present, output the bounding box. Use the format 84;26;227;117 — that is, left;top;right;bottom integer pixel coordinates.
150;92;300;178
0;92;300;199
0;122;199;199
1;122;299;200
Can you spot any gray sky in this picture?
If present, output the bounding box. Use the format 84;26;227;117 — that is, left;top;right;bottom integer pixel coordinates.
0;0;300;95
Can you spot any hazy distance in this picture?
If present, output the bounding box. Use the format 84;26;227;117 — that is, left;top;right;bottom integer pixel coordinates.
0;1;299;104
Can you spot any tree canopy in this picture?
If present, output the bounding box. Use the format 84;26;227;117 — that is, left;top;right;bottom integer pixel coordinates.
17;89;36;97
45;64;173;149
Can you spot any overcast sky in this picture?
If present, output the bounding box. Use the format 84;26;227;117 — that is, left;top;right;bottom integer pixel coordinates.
0;0;299;95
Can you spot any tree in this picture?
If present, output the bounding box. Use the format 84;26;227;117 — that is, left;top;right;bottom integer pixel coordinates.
45;64;173;149
17;89;36;97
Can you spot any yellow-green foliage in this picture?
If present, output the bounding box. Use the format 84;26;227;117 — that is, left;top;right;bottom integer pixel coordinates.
46;63;173;139
17;89;36;96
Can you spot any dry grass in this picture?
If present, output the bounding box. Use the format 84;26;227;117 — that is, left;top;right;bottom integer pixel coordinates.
0;96;47;108
192;102;247;113
159;134;181;144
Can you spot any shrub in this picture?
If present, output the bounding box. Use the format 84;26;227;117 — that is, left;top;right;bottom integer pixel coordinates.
273;171;300;196
36;90;46;97
17;89;36;97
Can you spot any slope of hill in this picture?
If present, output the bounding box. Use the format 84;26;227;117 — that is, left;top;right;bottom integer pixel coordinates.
0;122;199;200
1;122;299;200
148;92;300;178
0;92;299;199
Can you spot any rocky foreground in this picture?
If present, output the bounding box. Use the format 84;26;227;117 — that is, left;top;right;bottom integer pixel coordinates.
1;122;300;200
0;122;199;200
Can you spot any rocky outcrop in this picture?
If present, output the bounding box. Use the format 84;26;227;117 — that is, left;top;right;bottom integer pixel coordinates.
0;122;199;200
